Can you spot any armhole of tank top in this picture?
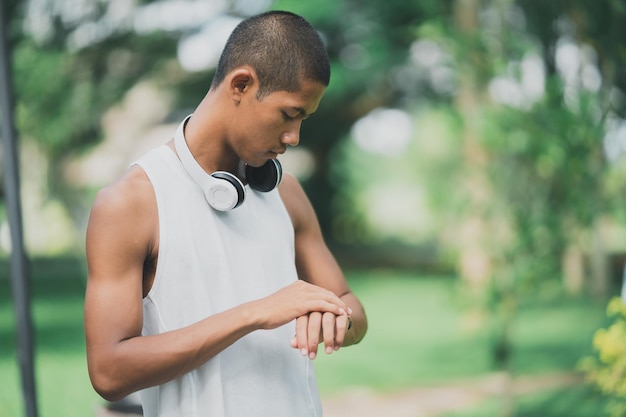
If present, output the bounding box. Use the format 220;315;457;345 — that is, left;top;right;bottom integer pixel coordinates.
274;187;296;242
133;146;173;300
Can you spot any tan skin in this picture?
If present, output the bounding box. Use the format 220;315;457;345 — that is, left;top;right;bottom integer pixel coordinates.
84;66;367;402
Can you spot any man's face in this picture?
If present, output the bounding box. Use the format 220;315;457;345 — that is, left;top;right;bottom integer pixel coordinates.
232;78;326;167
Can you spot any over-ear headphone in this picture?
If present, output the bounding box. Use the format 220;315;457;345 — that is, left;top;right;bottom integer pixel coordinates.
174;115;282;211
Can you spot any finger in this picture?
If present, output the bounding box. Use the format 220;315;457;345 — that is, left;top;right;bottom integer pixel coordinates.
307;312;322;359
296;281;350;316
313;300;347;318
334;314;349;350
294;315;309;357
321;312;336;355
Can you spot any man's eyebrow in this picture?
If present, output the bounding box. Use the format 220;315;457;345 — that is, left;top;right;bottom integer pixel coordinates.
293;107;315;119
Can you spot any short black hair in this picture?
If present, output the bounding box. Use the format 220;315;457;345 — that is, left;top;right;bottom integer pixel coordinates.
211;11;330;99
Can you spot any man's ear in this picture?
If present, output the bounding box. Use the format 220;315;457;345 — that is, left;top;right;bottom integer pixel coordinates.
228;66;257;103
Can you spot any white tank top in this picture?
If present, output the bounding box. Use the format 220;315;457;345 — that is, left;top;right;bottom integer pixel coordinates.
133;145;322;417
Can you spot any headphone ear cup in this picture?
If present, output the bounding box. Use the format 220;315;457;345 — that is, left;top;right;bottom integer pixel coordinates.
206;171;246;211
173;115;246;211
246;159;283;192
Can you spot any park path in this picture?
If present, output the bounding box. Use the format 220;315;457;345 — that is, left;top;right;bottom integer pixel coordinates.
321;372;584;417
98;372;584;417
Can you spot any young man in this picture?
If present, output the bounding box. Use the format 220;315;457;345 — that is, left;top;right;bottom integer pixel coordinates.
84;10;367;417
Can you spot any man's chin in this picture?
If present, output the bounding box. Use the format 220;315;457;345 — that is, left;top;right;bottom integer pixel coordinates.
242;159;267;168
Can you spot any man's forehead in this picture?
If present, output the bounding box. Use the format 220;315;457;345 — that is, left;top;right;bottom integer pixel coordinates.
280;82;326;111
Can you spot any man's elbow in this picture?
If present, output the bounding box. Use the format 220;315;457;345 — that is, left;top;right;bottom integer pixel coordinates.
89;364;134;402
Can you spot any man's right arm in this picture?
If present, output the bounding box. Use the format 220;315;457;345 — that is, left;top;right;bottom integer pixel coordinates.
84;167;349;401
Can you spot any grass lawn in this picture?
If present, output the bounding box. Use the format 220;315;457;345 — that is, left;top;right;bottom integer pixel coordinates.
442;384;609;417
0;259;611;417
0;258;98;417
314;270;609;394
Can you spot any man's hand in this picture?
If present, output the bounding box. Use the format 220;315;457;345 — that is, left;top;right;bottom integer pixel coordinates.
253;280;349;331
289;310;351;359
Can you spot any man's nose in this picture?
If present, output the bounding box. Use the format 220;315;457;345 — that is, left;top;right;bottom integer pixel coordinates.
281;124;301;147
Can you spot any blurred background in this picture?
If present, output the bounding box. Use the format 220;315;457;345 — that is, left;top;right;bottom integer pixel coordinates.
1;0;626;416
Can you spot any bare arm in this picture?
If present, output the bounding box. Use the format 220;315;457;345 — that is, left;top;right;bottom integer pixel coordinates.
84;167;349;401
279;173;368;359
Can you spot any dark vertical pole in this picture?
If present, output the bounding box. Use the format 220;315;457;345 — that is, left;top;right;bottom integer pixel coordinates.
0;1;39;417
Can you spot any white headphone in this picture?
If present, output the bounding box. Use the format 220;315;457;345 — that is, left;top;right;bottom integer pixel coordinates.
174;115;282;211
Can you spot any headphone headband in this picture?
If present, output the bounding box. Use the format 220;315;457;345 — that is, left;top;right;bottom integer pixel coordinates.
173;115;282;211
174;115;245;211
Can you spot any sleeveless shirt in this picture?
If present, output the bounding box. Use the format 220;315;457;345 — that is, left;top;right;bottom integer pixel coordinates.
133;145;322;417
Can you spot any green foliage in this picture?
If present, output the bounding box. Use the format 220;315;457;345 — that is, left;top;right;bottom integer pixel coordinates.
330;105;463;245
580;297;626;417
12;32;178;162
4;0;625;243
13;41;98;158
480;83;611;289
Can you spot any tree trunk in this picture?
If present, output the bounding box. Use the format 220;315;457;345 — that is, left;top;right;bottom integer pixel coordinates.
453;1;516;416
453;0;493;289
562;244;585;295
590;218;610;299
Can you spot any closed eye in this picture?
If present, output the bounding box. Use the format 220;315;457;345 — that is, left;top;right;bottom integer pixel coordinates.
282;108;314;122
282;112;296;122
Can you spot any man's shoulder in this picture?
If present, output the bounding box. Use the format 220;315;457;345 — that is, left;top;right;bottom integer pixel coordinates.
277;171;300;194
90;165;155;220
277;172;306;209
86;164;158;270
277;172;315;232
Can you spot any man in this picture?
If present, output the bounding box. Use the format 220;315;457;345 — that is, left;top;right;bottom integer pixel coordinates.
84;10;367;417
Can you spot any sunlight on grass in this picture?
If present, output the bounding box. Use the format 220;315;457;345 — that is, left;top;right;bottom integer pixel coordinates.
315;270;608;397
442;385;608;417
0;261;610;417
0;260;103;417
315;270;491;394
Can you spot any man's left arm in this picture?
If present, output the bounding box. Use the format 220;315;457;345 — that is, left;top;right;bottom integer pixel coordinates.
279;173;367;359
